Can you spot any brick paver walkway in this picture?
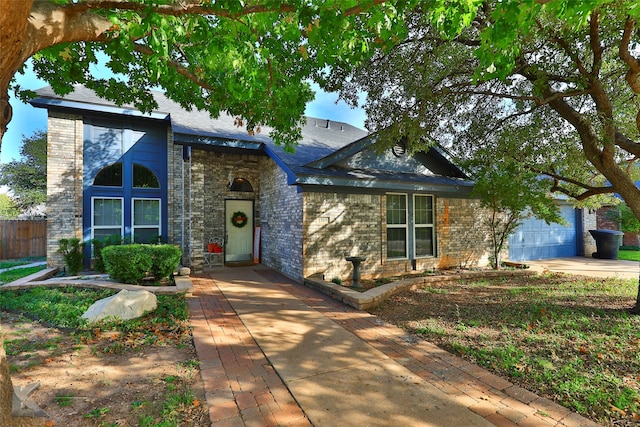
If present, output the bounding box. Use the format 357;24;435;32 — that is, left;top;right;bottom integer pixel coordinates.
189;270;600;427
188;277;311;426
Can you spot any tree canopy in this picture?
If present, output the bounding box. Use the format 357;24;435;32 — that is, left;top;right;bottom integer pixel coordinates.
0;130;47;215
333;1;640;219
1;0;421;152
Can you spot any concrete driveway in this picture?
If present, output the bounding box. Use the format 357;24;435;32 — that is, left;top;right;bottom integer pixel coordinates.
526;256;640;279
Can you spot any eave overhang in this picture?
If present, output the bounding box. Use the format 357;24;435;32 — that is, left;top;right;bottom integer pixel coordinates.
291;170;474;196
29;97;170;121
173;133;266;156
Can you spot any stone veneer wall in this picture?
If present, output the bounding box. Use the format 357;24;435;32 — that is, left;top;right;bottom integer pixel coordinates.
302;193;493;281
259;158;304;281
435;198;493;269
583;208;598;256
303;192;381;280
177;148;263;272
168;141;188;265
46;112;84;268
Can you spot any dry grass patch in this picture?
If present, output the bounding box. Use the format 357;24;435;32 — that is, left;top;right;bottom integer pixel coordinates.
370;273;640;426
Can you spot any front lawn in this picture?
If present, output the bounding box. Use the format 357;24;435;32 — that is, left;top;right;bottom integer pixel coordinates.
370;273;640;425
618;249;640;262
0;287;209;426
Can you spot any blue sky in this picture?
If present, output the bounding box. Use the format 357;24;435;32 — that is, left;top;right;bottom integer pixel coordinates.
2;63;367;163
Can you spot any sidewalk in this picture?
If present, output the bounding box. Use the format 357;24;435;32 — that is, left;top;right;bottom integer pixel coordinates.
0;261;47;275
189;266;599;426
526;256;639;279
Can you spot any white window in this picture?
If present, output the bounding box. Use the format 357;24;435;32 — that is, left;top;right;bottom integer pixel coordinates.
132;198;161;243
92;198;124;241
386;193;408;258
414;194;435;257
386;193;436;259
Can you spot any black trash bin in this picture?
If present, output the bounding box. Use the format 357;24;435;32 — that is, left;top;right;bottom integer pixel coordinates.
589;229;624;259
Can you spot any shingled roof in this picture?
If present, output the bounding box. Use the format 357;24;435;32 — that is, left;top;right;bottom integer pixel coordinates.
31;85;472;195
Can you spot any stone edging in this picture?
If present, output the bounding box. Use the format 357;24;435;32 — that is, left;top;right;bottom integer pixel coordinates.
304;269;534;310
0;267;194;295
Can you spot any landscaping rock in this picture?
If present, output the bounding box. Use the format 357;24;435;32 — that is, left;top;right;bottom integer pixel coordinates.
178;267;190;276
82;289;157;322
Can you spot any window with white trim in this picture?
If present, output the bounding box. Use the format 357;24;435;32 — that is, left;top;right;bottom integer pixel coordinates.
386;193;408;258
414;194;435;257
386;193;436;259
132;198;161;243
93;198;123;241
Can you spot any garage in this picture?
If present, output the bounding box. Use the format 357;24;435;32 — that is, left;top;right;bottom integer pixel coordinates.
508;203;581;261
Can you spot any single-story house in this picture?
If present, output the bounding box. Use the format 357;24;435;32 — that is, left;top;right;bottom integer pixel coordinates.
31;85;597;281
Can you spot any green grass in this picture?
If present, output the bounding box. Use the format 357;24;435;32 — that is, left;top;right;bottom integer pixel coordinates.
375;274;640;425
618;249;640;262
0;265;47;284
0;287;190;336
0;257;45;270
1;285;199;425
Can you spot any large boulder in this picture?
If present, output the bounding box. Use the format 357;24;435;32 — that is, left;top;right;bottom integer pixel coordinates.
82;289;157;322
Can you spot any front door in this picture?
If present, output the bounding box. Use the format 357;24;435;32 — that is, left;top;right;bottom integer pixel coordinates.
225;200;253;262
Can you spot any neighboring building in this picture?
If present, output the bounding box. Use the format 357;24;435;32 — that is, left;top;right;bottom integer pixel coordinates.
595;206;639;247
31;85;594;281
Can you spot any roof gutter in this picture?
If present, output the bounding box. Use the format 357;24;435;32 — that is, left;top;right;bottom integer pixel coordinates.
293;174;474;195
29;97;170;121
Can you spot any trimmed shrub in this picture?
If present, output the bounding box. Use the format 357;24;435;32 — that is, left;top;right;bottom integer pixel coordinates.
149;245;182;280
102;244;182;284
91;234;125;273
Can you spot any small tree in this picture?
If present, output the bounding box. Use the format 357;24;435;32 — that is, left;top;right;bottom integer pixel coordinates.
607;204;640;247
0;194;19;219
469;158;564;269
57;238;85;276
0;130;46;214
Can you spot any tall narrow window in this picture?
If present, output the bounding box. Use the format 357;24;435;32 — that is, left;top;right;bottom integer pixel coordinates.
93;198;123;241
133;198;161;243
414;195;435;257
386;194;407;258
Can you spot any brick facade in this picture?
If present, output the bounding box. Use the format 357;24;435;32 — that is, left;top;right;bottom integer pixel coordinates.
170;148;264;271
259;158;304;281
46;112;84;268
301;193;494;281
583;208;598;256
595;206;640;247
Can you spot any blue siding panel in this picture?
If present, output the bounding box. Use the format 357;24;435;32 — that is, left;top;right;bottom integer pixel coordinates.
82;117;168;266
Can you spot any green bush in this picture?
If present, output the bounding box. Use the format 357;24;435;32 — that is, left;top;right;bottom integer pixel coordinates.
149;245;182;280
91;234;126;273
102;244;152;284
57;238;86;276
102;244;181;284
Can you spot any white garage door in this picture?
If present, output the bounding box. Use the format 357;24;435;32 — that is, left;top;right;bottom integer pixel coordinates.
508;204;578;261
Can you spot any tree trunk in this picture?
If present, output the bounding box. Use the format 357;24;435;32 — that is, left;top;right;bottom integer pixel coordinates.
632;263;640;314
0;1;111;149
0;1;33;144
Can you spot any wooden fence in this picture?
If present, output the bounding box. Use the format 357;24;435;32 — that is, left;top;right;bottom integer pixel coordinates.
0;220;47;260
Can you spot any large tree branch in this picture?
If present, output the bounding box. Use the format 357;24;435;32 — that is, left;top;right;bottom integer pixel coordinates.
620;16;640;133
24;1;112;62
589;10;603;77
615;131;640;158
530;167;614;200
66;0;391;20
